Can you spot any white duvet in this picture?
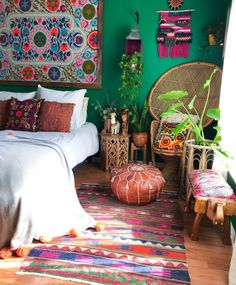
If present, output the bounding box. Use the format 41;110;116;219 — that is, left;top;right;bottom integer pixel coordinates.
0;134;95;250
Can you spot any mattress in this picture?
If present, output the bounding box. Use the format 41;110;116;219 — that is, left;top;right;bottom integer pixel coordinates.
0;122;99;168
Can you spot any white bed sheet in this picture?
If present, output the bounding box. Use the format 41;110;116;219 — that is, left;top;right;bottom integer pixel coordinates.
0;122;99;168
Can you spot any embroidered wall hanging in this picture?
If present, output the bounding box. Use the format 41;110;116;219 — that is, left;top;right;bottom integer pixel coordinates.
0;0;103;88
156;10;192;58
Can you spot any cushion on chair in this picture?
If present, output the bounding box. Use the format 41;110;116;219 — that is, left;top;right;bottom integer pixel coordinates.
154;120;190;151
189;169;236;200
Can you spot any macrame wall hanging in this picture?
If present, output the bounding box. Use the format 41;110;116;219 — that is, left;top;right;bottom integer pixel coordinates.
156;10;192;58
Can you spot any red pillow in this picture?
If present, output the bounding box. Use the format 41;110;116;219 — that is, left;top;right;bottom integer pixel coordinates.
5;97;43;132
0;100;8;130
39;101;75;132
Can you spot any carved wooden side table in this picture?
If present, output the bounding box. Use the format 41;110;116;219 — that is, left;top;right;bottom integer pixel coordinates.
100;133;130;172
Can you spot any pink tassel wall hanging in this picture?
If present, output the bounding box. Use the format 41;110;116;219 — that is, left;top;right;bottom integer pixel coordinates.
156;10;192;58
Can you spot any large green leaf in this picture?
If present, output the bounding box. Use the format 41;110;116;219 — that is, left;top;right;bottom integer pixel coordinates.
207;108;220;120
172;119;189;135
158;90;188;101
160;103;183;118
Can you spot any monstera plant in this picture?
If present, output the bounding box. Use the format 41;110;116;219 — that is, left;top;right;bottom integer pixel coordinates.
158;67;227;156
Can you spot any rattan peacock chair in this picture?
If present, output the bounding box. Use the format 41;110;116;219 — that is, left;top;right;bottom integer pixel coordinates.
148;61;222;166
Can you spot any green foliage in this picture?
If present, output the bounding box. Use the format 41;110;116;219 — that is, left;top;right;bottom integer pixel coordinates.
119;52;148;133
158;68;223;148
118;52;143;104
130;99;149;132
93;92;117;120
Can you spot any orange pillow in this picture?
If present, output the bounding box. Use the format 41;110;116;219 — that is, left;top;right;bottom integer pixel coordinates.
0;100;8;130
39;101;75;132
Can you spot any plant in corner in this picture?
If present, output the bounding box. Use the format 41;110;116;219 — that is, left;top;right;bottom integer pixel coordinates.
118;52;149;147
157;67;227;157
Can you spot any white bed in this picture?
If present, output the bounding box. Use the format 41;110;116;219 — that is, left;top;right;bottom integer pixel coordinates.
0;122;99;168
0;122;99;250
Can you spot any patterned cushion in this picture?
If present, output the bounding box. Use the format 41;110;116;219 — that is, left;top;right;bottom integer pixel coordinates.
39;101;75;132
154;121;189;151
5;97;43;132
0;100;8;130
189;169;236;200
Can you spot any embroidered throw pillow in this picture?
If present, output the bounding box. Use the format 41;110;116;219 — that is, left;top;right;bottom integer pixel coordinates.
0;100;8;130
5;97;43;132
39;101;75;132
154;121;189;151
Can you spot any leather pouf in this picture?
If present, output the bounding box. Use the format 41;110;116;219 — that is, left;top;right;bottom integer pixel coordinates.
111;163;165;205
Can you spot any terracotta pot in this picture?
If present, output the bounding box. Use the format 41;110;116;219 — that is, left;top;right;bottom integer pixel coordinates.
132;132;148;147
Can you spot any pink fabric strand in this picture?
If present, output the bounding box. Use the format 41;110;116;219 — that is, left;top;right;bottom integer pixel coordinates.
170;44;189;58
158;43;169;58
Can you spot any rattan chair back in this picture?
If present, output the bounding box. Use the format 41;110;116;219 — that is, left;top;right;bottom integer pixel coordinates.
149;62;222;128
148;62;222;160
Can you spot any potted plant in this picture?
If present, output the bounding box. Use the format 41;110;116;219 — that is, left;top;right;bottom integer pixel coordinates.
130;99;149;147
118;52;149;147
158;68;222;148
157;67;228;191
93;92;117;134
203;22;225;47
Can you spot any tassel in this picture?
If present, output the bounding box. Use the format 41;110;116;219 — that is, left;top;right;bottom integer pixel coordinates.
158;43;169;58
183;43;190;58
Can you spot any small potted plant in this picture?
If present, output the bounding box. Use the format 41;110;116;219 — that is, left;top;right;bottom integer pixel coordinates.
130;99;149;147
93;92;117;134
203;22;225;47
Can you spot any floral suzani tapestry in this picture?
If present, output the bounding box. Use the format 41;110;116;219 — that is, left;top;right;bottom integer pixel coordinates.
0;0;103;88
156;10;192;58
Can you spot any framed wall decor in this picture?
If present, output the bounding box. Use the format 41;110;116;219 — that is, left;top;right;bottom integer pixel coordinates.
0;0;103;88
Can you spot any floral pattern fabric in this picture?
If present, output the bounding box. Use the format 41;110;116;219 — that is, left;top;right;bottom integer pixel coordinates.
0;0;100;85
189;169;236;200
154;121;189;151
5;97;43;132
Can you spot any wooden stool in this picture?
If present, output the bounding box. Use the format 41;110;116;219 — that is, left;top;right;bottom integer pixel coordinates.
130;142;147;163
185;169;236;245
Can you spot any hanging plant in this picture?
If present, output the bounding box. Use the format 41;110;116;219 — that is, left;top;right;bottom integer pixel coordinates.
168;0;184;10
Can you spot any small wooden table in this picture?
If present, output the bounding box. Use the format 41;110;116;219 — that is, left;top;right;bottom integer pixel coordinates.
130;142;147;163
100;133;130;172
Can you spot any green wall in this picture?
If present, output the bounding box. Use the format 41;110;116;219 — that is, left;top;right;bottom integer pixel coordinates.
0;0;231;130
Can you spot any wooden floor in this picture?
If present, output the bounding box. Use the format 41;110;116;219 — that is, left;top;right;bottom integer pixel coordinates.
0;161;232;285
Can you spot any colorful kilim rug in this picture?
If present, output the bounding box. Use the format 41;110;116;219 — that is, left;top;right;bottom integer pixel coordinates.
19;184;191;284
